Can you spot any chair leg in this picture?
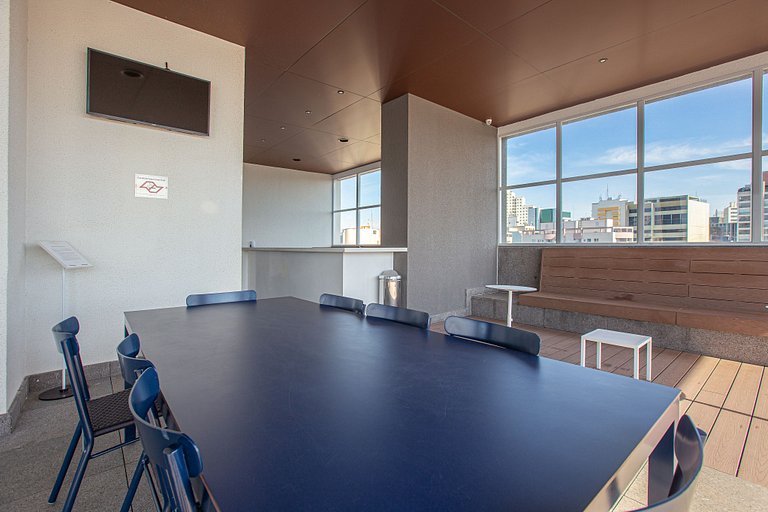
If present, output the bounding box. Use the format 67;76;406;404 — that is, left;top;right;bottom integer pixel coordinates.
144;455;163;512
61;437;93;512
120;454;146;512
48;423;82;503
124;423;137;443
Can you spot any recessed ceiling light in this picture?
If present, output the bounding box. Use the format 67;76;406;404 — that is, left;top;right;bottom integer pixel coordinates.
260;138;266;143
292;158;301;162
339;137;349;143
337;90;345;95
599;57;608;63
121;68;144;79
305;110;312;115
280;126;286;130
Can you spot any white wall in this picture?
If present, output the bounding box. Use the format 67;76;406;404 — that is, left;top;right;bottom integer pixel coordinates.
242;163;332;248
23;0;245;375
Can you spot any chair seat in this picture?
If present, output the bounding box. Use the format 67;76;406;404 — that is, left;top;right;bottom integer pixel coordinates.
87;390;134;435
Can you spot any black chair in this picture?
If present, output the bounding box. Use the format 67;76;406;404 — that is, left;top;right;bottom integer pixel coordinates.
365;303;430;329
636;415;706;511
48;318;141;512
444;316;541;356
319;293;365;315
186;289;257;307
130;367;213;511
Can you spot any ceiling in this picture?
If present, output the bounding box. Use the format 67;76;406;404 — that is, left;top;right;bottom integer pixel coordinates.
115;0;768;174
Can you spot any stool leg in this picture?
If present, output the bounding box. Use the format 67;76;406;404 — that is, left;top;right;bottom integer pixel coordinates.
647;340;653;381
506;292;513;327
633;347;640;379
596;342;602;370
120;454;146;512
49;423;82;503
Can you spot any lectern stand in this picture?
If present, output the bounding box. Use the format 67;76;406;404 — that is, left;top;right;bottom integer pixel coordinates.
37;241;92;401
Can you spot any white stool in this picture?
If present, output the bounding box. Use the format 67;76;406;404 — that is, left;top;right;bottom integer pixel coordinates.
580;329;652;380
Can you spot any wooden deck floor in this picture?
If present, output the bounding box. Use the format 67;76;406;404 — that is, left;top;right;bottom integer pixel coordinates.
430;317;768;489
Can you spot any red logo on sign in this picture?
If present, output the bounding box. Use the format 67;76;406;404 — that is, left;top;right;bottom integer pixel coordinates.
139;181;165;194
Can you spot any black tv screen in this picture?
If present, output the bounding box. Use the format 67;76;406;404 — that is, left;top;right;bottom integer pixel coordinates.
86;48;210;136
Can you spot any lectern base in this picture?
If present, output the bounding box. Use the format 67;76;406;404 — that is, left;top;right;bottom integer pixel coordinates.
38;386;73;401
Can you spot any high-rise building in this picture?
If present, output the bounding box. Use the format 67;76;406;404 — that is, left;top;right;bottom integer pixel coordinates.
628;195;710;242
735;172;768;242
592;197;631;226
505;190;529;228
562;218;636;243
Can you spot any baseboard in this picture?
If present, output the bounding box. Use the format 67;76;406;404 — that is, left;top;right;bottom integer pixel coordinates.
0;359;121;437
0;375;28;436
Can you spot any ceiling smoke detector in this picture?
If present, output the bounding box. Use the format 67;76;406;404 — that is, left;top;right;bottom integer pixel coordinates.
339;137;349;143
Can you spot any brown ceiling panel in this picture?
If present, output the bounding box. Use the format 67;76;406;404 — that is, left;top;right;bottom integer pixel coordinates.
543;0;768;114
489;0;733;72
115;0;365;69
482;74;562;126
325;141;381;165
433;0;550;33
243;116;303;149
245;72;362;127
289;0;480;97
376;37;539;109
365;133;381;145
250;152;346;174
260;129;351;160
312;98;381;141
244;58;284;99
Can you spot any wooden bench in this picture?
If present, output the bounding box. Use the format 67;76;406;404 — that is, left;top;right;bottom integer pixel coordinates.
518;247;768;337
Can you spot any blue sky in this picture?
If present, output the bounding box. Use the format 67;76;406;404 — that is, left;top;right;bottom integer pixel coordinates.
506;76;764;220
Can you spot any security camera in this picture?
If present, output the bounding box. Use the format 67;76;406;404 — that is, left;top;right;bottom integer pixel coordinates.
485;118;493;126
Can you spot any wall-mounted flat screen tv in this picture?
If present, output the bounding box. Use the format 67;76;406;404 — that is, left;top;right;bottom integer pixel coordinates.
86;48;210;136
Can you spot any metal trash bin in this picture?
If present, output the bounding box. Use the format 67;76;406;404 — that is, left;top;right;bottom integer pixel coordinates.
378;270;402;306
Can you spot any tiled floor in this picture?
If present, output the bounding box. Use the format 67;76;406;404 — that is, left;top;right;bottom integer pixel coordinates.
0;372;155;511
431;317;768;510
3;323;768;511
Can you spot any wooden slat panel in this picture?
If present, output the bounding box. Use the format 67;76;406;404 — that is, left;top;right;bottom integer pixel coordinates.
677;355;719;400
692;260;768;275
685;401;720;437
754;368;768;420
614;347;671;380
544;266;691;285
676;310;768;337
542;247;768;261
704;409;751;475
653;352;699;388
689;285;768;304
687;272;768;290
724;363;763;415
519;293;678;324
680;398;693;416
544;256;689;272
696;359;740;408
541;275;688;297
738;418;768;486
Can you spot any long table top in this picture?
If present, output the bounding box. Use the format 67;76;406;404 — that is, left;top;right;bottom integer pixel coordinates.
125;297;680;511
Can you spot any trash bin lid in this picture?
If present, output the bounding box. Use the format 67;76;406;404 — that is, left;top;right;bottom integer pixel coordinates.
378;270;401;280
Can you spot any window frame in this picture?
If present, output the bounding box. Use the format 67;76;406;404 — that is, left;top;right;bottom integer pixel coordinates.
332;162;382;247
498;67;767;246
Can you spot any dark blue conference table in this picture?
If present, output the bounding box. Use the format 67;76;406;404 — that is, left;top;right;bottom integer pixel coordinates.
125;297;681;511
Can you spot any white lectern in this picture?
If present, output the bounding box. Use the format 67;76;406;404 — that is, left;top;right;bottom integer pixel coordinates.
38;241;92;401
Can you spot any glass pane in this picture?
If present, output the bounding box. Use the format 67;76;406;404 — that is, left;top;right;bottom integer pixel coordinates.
643;160;751;243
334;176;357;210
763;72;767;151
502;184;556;243
359;170;381;207
562;107;637;178
645;77;752;166
561;174;637;243
333;210;357;245
358;207;381;245
504;127;556;186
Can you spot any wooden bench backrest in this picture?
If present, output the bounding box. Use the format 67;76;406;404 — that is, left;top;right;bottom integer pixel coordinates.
539;247;768;313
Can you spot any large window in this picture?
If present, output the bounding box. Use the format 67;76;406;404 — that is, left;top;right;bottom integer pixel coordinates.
333;168;381;246
501;72;766;244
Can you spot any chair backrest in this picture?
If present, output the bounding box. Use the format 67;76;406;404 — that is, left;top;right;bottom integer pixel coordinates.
365;303;430;330
52;316;80;351
116;333;155;388
58;336;93;434
639;415;705;511
185;289;257;307
130;367;205;512
319;293;365;315
444;316;541;356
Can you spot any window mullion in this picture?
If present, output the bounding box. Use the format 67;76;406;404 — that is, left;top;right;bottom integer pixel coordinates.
751;69;763;243
555;122;563;243
637;99;645;244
